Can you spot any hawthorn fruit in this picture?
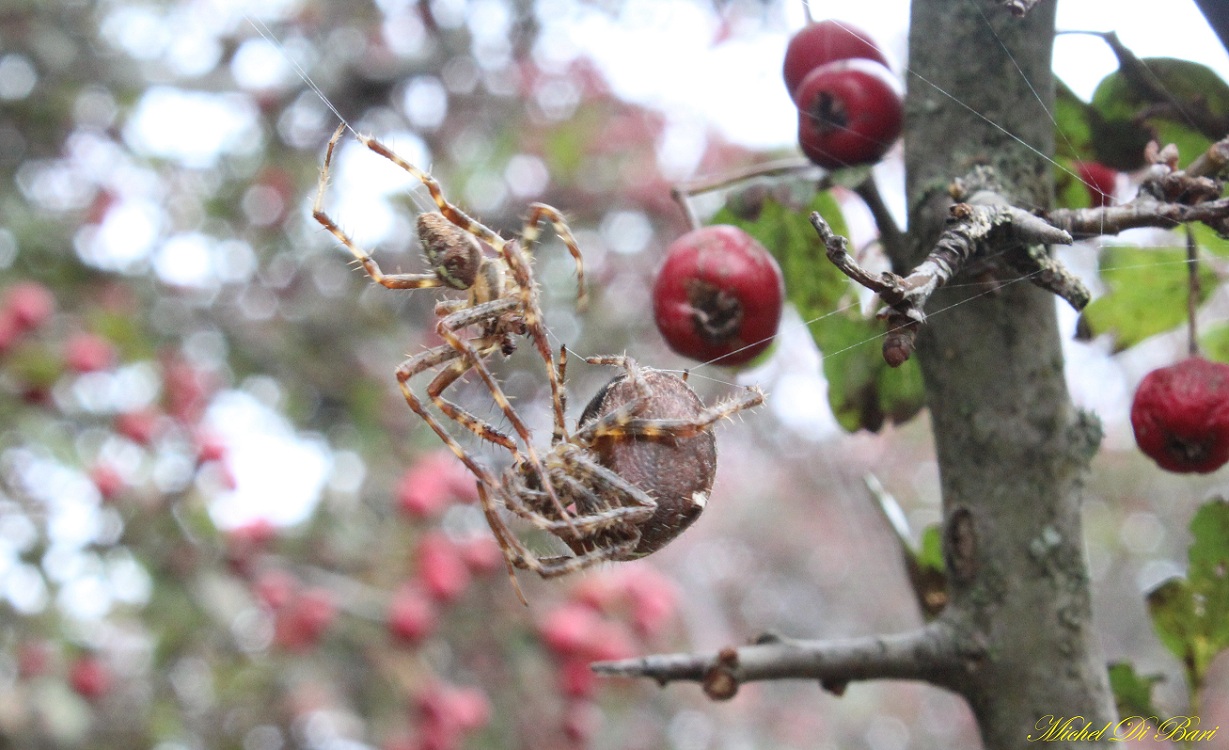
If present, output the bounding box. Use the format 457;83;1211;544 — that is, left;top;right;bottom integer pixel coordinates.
653;225;783;366
1131;356;1229;473
796;59;903;170
782;20;889;98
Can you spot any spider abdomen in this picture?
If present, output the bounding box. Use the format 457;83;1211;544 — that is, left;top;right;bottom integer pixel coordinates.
578;370;717;557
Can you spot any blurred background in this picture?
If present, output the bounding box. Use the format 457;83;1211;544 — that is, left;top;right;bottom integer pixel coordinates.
0;1;1227;748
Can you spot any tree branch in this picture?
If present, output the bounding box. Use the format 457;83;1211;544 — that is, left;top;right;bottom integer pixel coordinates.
1048;138;1229;238
816;178;1081;366
591;620;978;699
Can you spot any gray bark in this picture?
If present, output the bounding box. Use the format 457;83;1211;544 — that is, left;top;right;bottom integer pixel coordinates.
904;1;1117;747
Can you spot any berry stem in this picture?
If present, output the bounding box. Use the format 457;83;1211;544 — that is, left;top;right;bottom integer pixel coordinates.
802;0;814;23
670;158;816;232
1187;225;1201;357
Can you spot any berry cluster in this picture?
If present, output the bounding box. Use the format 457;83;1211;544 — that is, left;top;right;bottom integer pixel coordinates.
650;20;906;369
785;21;903;170
535;566;680;746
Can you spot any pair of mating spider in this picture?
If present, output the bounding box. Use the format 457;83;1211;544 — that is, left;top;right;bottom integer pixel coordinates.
313;124;763;596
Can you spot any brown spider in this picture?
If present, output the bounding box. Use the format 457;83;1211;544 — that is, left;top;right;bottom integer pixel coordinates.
472;354;764;600
312;123;587;522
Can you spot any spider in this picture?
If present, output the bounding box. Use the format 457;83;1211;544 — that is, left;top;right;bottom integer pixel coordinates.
312;123;588;522
468;353;764;601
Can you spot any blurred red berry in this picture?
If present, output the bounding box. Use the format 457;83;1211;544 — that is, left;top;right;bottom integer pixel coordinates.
416;683;491;738
5;281;55;333
253;569;298;610
69;655;111;701
558;656;598;699
1075;160;1117;208
623;569;680;638
397;451;478;518
538;602;604;657
387;586;439;645
274;587;335;651
416;533;471;603
782;19;890;97
64;333;117;373
457;536;504;576
89;464;125;502
194;430;227;464
115;408;162;445
163;357;215;423
562;702;602;747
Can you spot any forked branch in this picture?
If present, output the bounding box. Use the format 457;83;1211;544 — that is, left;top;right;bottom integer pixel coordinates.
592;620;977;699
815;186;1081;366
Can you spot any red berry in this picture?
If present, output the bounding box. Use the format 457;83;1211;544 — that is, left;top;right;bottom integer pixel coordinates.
653;225;784;366
115;408;162;445
253;569;298;610
783;20;890;97
69;655;111;700
387;586;439;644
1131;356;1229;473
416;533;472;603
5;282;55;333
396;451;477;519
64;333;117;373
457;536;504;576
538;602;605;657
1074;161;1117;208
558;656;598;698
796;59;903;170
274;587;335;651
89;464;125;502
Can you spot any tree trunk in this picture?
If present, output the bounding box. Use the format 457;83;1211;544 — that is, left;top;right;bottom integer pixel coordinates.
904;2;1117;747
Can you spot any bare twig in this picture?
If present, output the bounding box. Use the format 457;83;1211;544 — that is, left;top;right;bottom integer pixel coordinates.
671;158;818;231
592;621;976;697
815;193;1079;366
1047;196;1229;238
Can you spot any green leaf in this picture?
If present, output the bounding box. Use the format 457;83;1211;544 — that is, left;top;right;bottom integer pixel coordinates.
1080;244;1215;351
1053;80;1094;162
1090;57;1228;168
918;524;945;575
711;193;924;432
1145;499;1229;695
1107;661;1163;719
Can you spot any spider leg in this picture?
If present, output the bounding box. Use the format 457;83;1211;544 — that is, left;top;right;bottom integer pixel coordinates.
500;239;570;445
434;296;578;538
586;386;766;442
520;203;588;310
397;341;518;452
502;458;656;536
476;483;529;606
313;125;449;291
357;134;507;252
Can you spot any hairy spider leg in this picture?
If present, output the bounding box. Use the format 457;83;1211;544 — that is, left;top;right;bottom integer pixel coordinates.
395;323;519;453
500;444;657;537
431;296;578;537
476;483;530;606
313;125;450;290
576;355;765;444
499;238;571;445
520;203;588;310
